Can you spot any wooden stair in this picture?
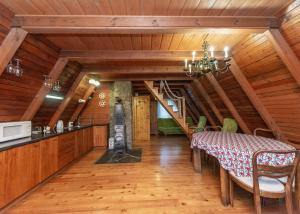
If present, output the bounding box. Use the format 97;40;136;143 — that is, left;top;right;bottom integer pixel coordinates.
144;81;189;135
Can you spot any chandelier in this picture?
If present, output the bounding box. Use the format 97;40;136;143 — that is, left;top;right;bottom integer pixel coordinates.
183;41;231;78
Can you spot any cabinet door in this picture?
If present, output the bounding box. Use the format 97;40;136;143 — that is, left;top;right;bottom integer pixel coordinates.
58;132;75;169
93;126;107;147
75;130;82;159
40;137;58;181
3;143;40;207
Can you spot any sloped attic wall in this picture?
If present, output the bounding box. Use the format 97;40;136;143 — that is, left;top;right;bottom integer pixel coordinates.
0;4;59;122
32;62;83;126
232;4;300;145
0;4;91;127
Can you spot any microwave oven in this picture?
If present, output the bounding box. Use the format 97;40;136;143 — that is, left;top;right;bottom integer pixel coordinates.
0;121;32;142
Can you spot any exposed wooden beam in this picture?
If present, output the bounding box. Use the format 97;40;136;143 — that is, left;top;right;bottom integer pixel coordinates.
206;73;251;134
70;85;96;122
185;84;218;127
62;50;226;60
12;15;279;34
0;28;27;77
230;59;287;141
192;80;224;123
92;73;191;81
85;66;184;74
48;72;86;128
265;28;300;87
21;58;68;120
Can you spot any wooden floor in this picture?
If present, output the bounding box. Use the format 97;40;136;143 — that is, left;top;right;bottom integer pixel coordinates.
4;136;288;214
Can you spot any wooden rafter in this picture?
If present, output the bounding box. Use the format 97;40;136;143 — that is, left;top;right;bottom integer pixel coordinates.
21;58;68;120
206;73;251;134
179;88;199;122
48;72;86;128
185;84;218;127
0;28;27;76
230;59;287;141
70;85;96;122
12;15;279;34
192;79;224;123
62;50;226;60
265;29;300;87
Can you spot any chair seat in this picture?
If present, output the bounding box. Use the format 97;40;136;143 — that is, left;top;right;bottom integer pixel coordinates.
229;171;286;193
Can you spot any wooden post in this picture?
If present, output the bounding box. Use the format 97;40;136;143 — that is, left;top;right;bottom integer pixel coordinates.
185;84;218;127
206;73;251;134
70;85;96;122
0;28;28;76
48;72;86;128
265;29;300;87
21;58;68;120
193;149;202;173
230;59;287;141
192;80;224;123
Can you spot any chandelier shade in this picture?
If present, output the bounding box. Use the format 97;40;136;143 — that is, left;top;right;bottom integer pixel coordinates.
183;41;231;78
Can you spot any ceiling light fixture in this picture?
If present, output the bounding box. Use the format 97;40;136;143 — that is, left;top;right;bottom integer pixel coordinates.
183;41;231;78
89;79;100;87
46;94;64;100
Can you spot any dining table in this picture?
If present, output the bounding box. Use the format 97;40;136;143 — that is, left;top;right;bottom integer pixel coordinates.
191;131;297;206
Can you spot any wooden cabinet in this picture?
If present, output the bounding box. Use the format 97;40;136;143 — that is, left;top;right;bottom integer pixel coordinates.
58;132;75;169
1;143;40;208
39;137;58;181
84;127;93;152
0;151;6;208
0;126;103;209
93;126;107;147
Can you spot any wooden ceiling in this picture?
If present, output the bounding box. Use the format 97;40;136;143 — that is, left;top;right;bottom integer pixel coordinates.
1;0;293;71
1;0;291;16
44;33;248;52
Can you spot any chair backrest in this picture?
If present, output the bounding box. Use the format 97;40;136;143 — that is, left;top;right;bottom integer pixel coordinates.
252;150;300;193
197;116;207;129
222;118;238;133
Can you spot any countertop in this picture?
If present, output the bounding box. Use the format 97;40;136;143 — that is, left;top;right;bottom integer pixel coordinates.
0;124;109;152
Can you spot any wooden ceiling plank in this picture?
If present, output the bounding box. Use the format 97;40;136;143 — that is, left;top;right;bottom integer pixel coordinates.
12;15;280;34
206;73;251;134
265;28;300;87
48;72;86;128
21;58;68;120
70;85;96;122
192;79;224;123
0;28;28;77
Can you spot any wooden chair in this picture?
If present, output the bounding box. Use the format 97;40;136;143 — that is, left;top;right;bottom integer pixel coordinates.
205;118;238;133
229;150;300;214
254;128;281;141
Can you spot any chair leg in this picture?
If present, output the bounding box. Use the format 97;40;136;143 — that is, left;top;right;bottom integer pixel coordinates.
229;178;234;207
285;188;293;214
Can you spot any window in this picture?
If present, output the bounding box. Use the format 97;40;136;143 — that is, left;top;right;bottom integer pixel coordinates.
157;99;178;118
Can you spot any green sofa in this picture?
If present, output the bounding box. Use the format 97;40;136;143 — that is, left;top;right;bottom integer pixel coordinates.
158;117;193;135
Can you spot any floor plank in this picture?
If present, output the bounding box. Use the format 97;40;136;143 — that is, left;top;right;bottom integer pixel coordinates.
4;136;288;213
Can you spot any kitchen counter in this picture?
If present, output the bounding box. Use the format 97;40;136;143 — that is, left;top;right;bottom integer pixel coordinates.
0;124;109;152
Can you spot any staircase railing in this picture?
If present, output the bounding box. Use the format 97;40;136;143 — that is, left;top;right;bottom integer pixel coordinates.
159;81;186;123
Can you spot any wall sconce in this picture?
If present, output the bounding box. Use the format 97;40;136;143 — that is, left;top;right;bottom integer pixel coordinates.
6;59;23;77
89;79;100;87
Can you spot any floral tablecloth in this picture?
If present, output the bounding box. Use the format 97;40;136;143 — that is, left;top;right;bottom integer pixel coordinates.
191;131;295;177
